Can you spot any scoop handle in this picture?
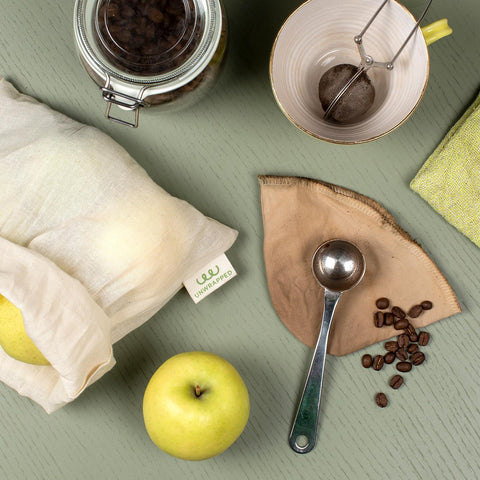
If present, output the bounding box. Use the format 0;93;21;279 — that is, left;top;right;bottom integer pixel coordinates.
288;289;341;454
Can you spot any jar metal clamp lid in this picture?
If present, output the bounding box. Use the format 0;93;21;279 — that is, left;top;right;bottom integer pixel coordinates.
102;78;148;128
74;0;224;127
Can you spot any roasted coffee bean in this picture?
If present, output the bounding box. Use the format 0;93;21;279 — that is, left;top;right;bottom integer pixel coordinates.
107;2;120;17
393;318;409;330
407;343;419;354
396;361;412;372
122;5;135;17
385;341;399;352
421;300;433;310
361;354;373;368
389;375;404;389
404;323;416;336
391;306;406;319
408;304;423;318
147;7;165;23
409;333;418;342
384;352;396;364
375;392;388;408
374;311;385;328
372;355;384;371
395;348;408;361
418;331;430;346
375;297;390;309
384;312;394;326
397;334;409;348
411;351;425;365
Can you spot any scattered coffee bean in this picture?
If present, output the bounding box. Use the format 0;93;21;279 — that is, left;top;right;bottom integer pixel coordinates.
372;355;384;371
411;351;425;366
389;375;404;389
404;323;416;336
418;331;430;346
376;297;390;309
395;348;408;361
396;361;412;372
384;312;394;326
391;306;406;319
374;311;385;328
394;318;409;330
421;300;433;310
375;392;388;408
397;334;409;349
384;352;396;364
361;354;373;368
385;341;399;352
364;299;434;409
407;344;419;354
408;304;423;318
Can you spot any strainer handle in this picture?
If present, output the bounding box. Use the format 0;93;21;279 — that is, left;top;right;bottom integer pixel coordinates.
355;0;433;69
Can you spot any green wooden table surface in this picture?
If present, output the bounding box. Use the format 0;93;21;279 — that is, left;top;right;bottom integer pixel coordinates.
1;0;480;479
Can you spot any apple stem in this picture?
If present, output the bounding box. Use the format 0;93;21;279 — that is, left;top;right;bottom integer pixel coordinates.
194;385;202;397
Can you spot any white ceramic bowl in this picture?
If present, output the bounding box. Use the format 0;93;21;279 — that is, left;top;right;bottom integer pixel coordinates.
270;0;430;144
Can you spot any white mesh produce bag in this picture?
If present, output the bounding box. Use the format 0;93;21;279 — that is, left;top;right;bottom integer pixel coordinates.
0;79;237;412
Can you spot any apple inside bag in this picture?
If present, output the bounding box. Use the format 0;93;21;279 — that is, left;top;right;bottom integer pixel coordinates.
0;79;238;411
0;237;115;413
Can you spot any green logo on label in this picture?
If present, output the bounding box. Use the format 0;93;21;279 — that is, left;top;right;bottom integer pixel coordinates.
194;270;234;299
196;265;220;285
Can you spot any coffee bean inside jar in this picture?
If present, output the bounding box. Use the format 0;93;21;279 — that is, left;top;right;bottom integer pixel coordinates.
95;0;199;75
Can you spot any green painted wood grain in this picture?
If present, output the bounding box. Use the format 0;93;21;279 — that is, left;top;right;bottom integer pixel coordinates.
0;0;479;479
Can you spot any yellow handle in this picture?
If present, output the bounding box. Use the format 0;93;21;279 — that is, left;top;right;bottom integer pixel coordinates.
421;19;452;46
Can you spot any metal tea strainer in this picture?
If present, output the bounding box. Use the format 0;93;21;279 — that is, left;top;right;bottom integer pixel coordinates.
322;0;433;121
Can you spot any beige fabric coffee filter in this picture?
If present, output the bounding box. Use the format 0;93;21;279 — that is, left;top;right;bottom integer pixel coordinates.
259;175;460;356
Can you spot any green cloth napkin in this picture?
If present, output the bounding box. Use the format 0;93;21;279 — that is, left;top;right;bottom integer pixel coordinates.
410;92;480;247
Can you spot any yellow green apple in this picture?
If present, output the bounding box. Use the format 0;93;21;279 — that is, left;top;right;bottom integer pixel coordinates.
0;294;50;366
143;351;249;461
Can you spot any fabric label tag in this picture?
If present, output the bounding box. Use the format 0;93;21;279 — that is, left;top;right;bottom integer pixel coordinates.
183;253;237;303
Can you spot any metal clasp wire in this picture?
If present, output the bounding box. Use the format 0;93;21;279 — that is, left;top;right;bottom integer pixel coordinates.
101;77;147;128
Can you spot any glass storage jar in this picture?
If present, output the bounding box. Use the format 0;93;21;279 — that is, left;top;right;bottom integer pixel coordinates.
74;0;227;127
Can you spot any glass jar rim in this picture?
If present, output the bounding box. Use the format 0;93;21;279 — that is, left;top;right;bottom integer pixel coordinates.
74;0;222;90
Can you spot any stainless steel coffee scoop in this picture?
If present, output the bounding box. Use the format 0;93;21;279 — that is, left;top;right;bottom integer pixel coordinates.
289;239;366;454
